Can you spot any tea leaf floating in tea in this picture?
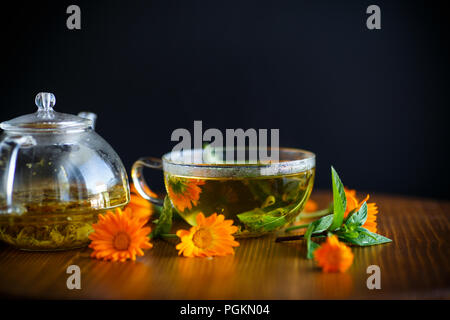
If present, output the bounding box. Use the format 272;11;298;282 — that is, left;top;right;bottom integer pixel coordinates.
236;197;304;233
237;208;287;232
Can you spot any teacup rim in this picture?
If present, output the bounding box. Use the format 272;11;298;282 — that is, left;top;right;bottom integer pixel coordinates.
161;147;316;178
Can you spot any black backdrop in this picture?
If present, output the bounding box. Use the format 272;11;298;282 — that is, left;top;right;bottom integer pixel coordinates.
1;0;449;198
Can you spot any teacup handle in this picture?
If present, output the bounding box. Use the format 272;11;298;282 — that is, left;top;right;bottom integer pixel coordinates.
131;157;165;206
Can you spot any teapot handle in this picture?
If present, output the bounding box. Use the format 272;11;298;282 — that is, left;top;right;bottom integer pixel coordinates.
131;157;165;206
0;135;36;212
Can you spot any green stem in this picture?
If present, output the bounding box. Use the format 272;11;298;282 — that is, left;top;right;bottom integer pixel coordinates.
298;208;330;219
284;223;310;232
284;209;331;233
153;204;163;216
275;231;328;243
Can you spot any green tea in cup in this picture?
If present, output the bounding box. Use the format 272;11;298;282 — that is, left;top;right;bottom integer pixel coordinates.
132;147;315;237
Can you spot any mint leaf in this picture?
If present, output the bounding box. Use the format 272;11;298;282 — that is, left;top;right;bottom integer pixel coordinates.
343;208;357;224
305;214;333;259
259;215;287;231
311;214;334;234
307;241;320;259
237;208;287;232
282;179;302;202
345;202;368;227
339;227;392;246
150;196;173;239
237;194;306;232
329;166;347;231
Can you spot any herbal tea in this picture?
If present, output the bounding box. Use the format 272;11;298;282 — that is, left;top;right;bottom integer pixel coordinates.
164;169;315;237
0;184;127;250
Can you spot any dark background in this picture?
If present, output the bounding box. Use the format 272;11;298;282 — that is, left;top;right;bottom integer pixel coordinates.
1;0;449;198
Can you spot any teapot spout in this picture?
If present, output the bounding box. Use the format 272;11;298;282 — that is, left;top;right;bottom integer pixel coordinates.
78;112;97;130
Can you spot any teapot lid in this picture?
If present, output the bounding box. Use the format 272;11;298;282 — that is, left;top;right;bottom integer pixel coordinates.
0;92;93;132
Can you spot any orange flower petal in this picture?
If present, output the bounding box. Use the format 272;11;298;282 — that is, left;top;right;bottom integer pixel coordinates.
175;212;239;258
89;207;153;262
167;177;205;212
303;199;318;212
344;187;379;233
314;235;354;273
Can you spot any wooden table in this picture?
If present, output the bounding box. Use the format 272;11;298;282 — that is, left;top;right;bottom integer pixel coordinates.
0;191;449;299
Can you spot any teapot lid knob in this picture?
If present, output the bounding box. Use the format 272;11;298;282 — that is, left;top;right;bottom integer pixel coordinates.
35;92;56;112
1;92;92;132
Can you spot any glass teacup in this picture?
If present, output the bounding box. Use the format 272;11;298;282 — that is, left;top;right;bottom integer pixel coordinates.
131;147;315;237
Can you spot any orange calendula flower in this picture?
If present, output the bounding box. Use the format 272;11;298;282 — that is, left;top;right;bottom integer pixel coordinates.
314;235;354;273
344;188;378;233
167;177;205;212
89;208;153;262
125;183;154;222
176;212;239;258
363;202;378;233
303;199;318;212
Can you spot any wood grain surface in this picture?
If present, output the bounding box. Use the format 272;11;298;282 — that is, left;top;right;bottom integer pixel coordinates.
0;191;449;299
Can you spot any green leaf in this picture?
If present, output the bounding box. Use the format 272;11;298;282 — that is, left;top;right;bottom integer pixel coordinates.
329;166;347;231
305;214;333;259
245;180;275;202
237;208;287;232
311;214;334;234
152;204;163;216
150;196;173;239
339;227;392;246
307;241;320;259
281;179;301;202
345;202;368;227
304;223;315;259
237;192;308;232
342;209;356;225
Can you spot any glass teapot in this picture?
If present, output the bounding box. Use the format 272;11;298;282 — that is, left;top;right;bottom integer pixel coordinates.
0;92;129;251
